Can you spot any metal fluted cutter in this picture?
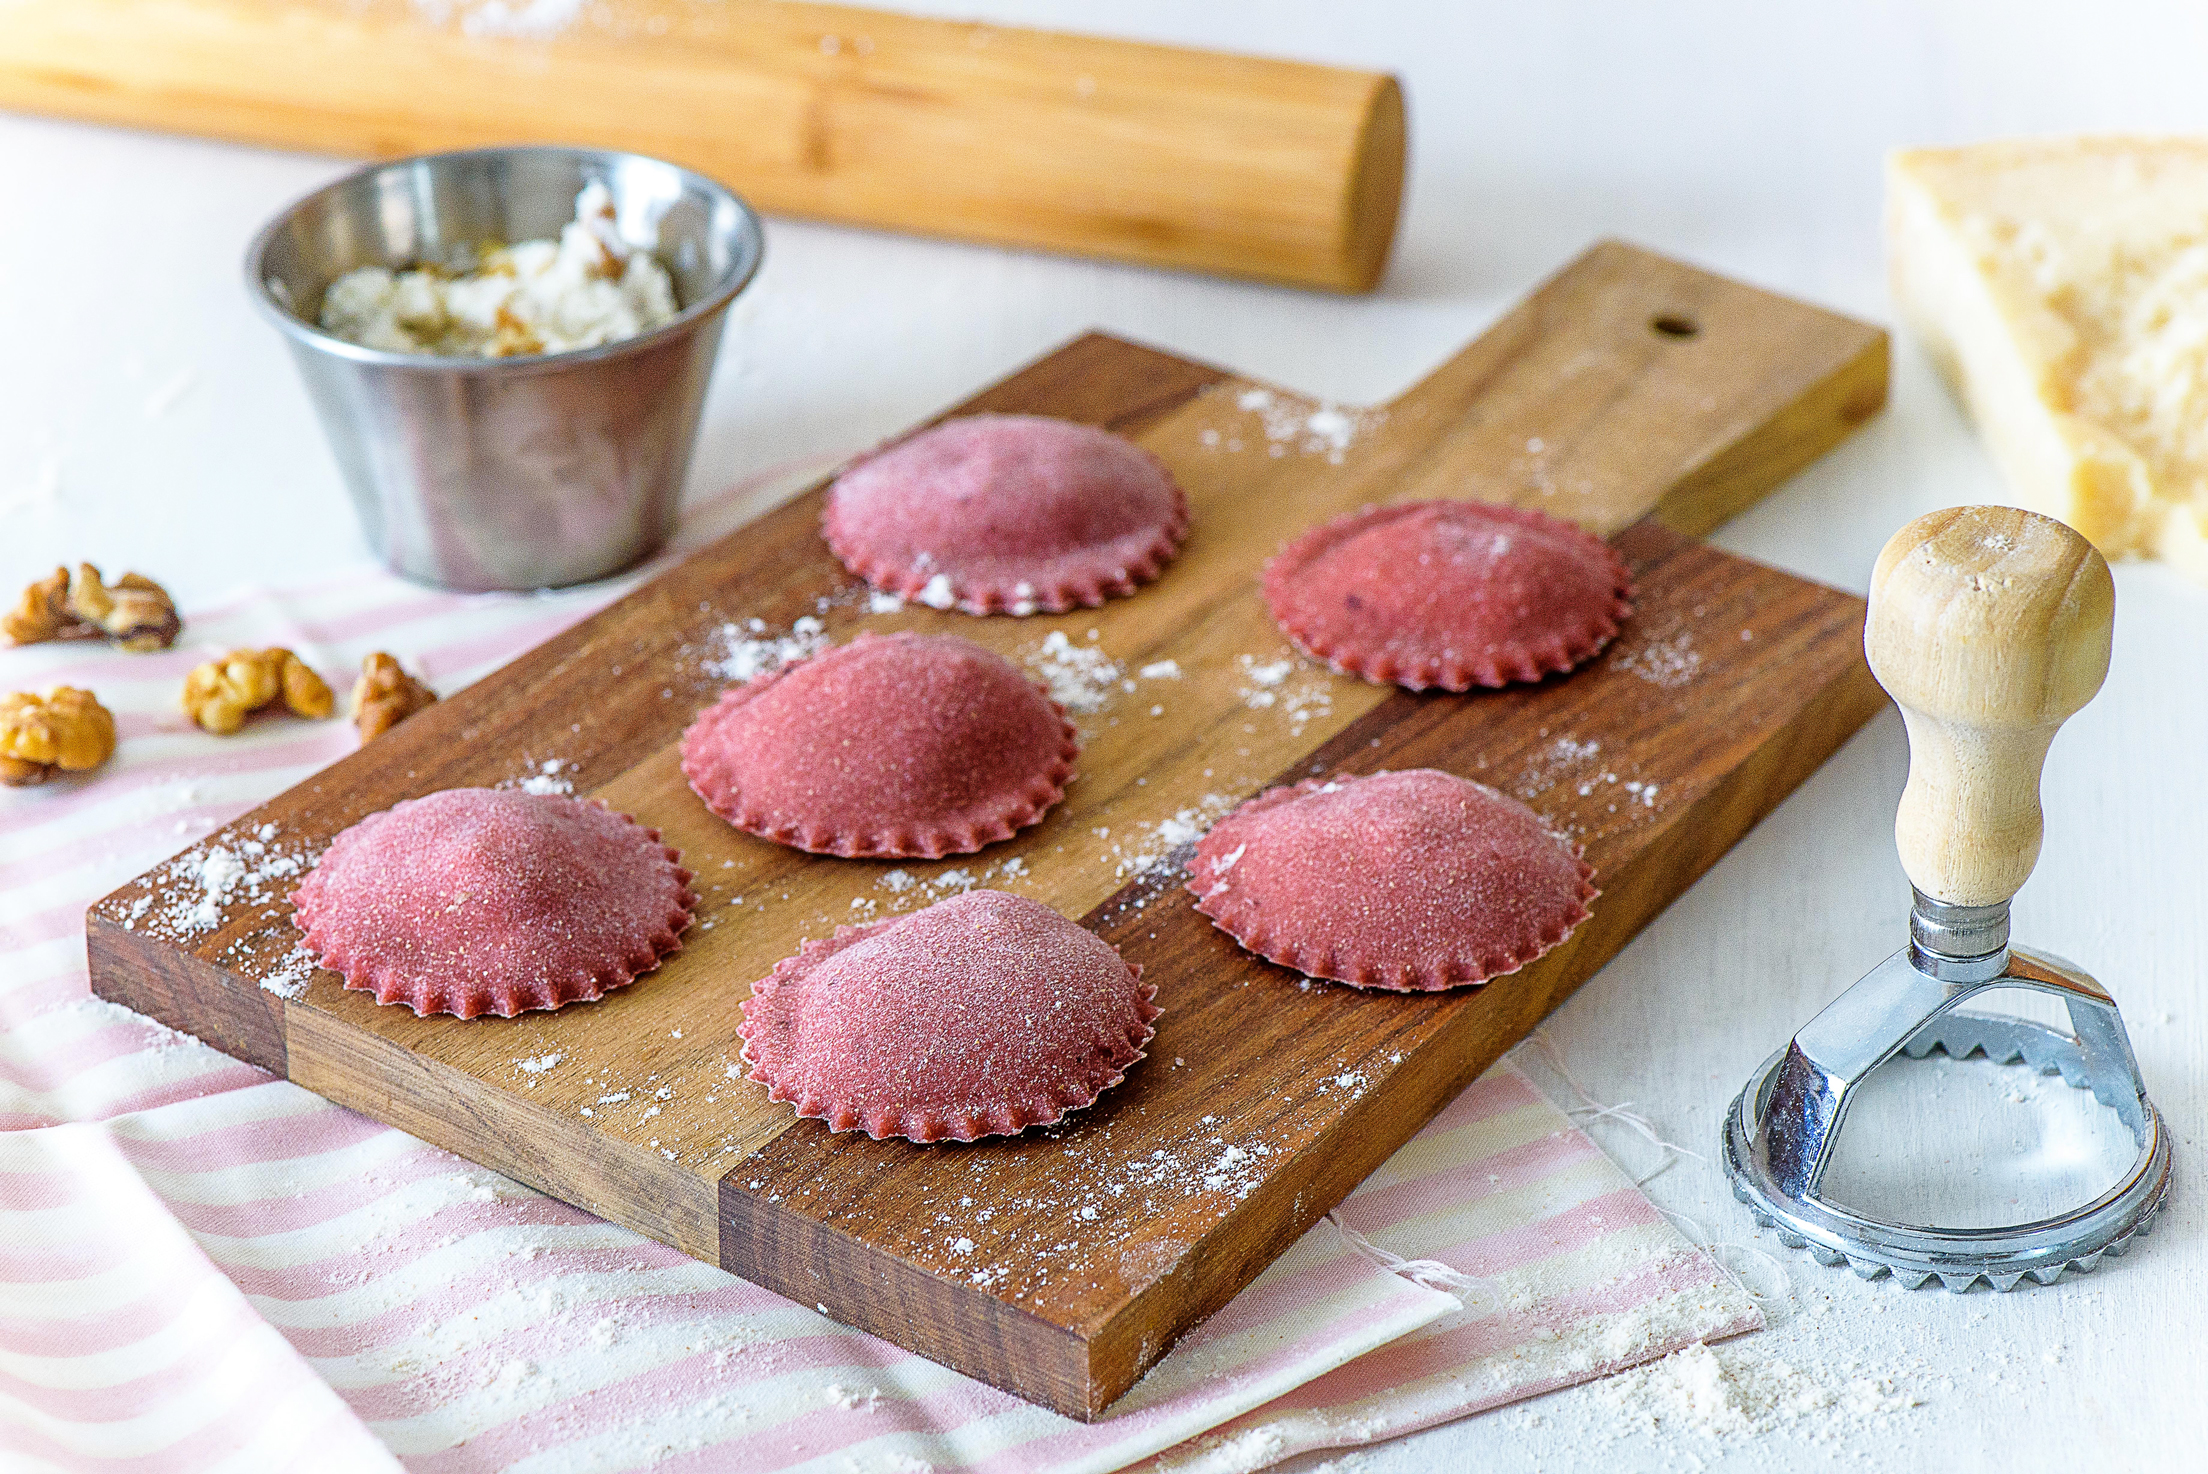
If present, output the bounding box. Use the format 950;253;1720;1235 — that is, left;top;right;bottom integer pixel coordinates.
1723;507;2173;1291
1724;894;2171;1290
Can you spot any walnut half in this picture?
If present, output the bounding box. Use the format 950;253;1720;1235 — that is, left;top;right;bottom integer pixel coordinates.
2;568;82;645
351;652;437;743
0;687;116;785
68;565;180;652
2;563;179;650
183;649;334;734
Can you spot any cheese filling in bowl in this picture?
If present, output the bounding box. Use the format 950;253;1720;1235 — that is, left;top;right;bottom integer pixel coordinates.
319;182;681;358
250;146;763;592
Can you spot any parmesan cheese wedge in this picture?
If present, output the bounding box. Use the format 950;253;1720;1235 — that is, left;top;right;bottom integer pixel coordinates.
1888;137;2208;580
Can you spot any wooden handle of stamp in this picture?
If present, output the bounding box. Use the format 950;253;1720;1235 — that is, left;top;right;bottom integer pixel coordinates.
0;0;1406;293
1864;507;2113;907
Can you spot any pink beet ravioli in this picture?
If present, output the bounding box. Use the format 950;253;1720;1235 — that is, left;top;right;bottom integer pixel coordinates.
822;414;1189;615
291;787;696;1019
1187;769;1595;991
1263;500;1633;690
739;889;1159;1143
680;631;1078;859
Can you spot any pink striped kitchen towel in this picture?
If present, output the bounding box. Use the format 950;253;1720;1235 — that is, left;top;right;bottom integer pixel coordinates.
0;465;1760;1472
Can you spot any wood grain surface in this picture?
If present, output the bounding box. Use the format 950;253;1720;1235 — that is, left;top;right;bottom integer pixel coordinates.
88;241;1889;1417
0;0;1405;291
1865;506;2115;908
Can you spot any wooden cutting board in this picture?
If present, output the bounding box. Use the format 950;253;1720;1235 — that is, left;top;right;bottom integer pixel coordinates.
88;241;1888;1420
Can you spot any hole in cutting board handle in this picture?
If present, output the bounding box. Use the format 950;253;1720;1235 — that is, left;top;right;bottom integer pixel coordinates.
1649;313;1700;339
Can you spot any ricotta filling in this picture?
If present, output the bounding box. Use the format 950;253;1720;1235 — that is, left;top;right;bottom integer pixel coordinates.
318;180;678;357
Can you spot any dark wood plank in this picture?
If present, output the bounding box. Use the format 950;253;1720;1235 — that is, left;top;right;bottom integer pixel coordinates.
87;915;287;1075
716;521;1884;1414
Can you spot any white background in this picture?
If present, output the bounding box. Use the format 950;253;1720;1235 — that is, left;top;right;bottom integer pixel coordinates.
5;1;2203;1467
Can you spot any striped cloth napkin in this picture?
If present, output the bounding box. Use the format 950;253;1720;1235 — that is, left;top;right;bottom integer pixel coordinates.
0;466;1761;1472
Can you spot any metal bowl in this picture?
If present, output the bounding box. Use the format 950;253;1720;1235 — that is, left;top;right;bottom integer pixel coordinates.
248;146;764;591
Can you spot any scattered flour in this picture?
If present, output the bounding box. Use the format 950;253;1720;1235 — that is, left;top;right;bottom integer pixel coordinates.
516;1052;565;1075
1581;1340;1924;1445
1236;653;1335;733
1025;631;1121;713
704;615;828;683
515;757;573;796
1617;629;1704;689
1516;735;1604;801
195;850;247;927
1149;811;1210;853
1218;387;1388;466
1091;795;1235;883
1481;1257;1956;1470
341;1233;775;1466
1238;655;1294;695
869;855;1033;912
259;942;318;1000
121;823;316;941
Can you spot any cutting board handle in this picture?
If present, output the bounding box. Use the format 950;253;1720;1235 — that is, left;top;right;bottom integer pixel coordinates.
1373;242;1890;540
1865;506;2113;908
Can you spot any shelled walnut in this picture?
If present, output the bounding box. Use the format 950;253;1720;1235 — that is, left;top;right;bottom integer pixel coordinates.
1;569;73;645
3;564;179;651
182;648;334;734
0;687;116;786
351;652;437;743
69;565;180;651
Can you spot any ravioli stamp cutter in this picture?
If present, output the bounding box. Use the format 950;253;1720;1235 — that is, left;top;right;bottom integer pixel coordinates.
1724;505;2172;1290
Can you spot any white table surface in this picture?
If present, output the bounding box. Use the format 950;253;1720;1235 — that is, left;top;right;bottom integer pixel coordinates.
6;2;2202;1468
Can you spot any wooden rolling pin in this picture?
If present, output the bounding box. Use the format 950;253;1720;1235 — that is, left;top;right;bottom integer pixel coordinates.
0;0;1406;292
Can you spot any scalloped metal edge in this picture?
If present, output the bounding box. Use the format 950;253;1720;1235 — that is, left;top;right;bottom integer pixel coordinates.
1732;1184;2162;1292
1731;1024;2168;1292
